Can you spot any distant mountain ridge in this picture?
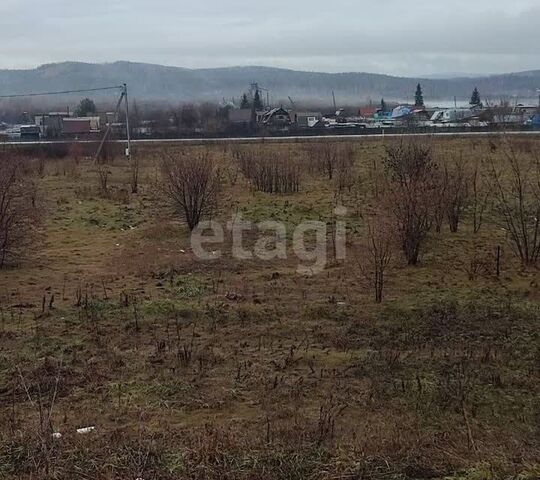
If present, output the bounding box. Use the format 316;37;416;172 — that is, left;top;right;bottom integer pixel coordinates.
1;61;539;105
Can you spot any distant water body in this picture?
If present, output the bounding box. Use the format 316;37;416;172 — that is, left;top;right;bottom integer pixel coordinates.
423;97;539;109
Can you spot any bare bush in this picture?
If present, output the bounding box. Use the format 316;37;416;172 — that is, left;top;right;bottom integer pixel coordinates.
313;142;338;180
0;156;42;268
34;157;46;178
14;360;63;476
236;148;301;194
97;163;111;194
487;141;540;265
130;152;139;194
384;142;438;265
160;150;221;231
471;157;492;234
432;172;448;233
345;174;365;218
334;145;356;193
462;247;493;281
445;154;470;233
357;214;395;303
306;142;355;182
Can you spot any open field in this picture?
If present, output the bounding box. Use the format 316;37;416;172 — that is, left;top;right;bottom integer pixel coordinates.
0;136;539;479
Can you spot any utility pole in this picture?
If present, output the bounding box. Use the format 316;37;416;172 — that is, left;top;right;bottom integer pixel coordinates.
332;90;337;111
123;83;138;194
124;83;131;161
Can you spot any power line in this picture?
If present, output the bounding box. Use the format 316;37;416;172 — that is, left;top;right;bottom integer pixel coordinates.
0;85;124;99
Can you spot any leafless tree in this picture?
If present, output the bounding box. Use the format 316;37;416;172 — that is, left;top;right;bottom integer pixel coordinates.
487;140;540;265
0;156;42;268
432;172;448;233
318;142;339;180
384;141;438;265
160;150;221;231
357;214;395;303
445;154;470;233
334;145;356;193
471;158;492;234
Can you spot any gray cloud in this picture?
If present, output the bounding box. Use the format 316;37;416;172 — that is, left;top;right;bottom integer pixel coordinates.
1;0;539;75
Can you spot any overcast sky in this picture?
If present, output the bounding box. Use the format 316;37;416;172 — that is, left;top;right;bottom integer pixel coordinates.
1;0;539;76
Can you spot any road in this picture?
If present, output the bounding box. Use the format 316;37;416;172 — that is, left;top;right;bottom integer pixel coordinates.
3;129;540;146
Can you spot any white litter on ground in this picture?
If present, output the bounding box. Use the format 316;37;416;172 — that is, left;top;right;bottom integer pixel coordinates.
76;426;96;434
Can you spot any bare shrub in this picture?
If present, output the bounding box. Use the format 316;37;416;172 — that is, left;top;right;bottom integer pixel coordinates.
0;156;42;268
436;360;479;452
334;145;356;193
432;171;448;233
462;249;492;281
305;142;355;182
34;157;46;178
445;154;470;233
383;142;438;265
487;140;540;265
356;214;395;303
14;359;64;476
471;157;492;233
97;163;111;194
160;150;221;231
236;148;301;194
312;142;338;179
345;174;365;218
130;155;139;194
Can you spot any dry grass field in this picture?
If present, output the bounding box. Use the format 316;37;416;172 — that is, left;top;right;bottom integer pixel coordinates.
0;136;539;479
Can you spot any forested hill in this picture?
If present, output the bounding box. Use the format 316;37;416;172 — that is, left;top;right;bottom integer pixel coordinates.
1;61;539;104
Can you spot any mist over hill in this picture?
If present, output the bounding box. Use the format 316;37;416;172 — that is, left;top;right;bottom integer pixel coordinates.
1;61;540;106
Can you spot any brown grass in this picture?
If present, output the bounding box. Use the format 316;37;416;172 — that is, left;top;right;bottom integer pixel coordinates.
0;136;539;479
